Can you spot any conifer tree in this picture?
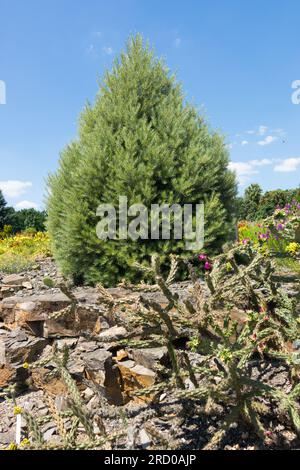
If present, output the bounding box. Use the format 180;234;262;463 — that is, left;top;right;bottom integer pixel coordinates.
0;190;8;230
47;35;237;285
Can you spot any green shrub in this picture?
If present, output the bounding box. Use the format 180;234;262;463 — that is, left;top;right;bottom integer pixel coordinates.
0;253;34;273
0;224;13;239
47;35;237;286
0;232;51;273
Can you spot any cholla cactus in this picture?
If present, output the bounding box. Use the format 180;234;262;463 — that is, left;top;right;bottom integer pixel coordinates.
133;252;300;448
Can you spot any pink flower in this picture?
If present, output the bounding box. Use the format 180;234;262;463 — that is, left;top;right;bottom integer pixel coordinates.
241;238;249;245
204;261;212;270
198;254;207;261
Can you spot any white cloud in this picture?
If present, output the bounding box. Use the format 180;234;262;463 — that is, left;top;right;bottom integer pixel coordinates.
15;200;39;210
174;37;181;47
228;162;258;185
250;158;273;166
241;140;249;146
274;157;300;173
246;130;255;135
258;135;277;146
102;46;113;55
0;180;32;198
228;159;272;185
258;125;268;136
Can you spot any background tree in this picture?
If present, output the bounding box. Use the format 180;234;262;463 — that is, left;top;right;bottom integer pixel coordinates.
10;209;47;233
0;190;8;230
47;35;237;286
238;185;300;221
242;184;263;221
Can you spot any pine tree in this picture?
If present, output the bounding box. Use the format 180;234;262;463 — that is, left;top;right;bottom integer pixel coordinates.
242;184;263;221
0;190;8;230
47;35;237;285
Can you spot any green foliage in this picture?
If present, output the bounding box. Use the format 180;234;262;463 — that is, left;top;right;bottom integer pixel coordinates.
239;184;263;221
0;253;35;274
0;190;46;233
239;184;300;221
9;209;47;233
0;224;13;239
0;190;10;230
0;232;51;273
43;276;55;288
47;34;237;286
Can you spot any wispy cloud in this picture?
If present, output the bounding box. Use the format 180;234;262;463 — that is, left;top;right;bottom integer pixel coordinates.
87;43;96;55
102;46;113;55
274;157;300;172
258;135;277;146
174;37;181;48
258;125;268;136
237;125;284;146
0;180;32;198
241;140;249;146
15;200;39;210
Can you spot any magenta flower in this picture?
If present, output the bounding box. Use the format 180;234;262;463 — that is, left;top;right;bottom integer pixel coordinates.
204;261;212;270
241;238;249;245
198;254;207;261
276;223;284;231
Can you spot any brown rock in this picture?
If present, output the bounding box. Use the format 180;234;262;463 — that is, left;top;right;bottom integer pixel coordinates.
115;349;128;361
93;316;110;334
117;361;156;403
0;365;15;388
82;348;123;405
1;328;47;365
2;274;29;286
0;363;29;389
31;367;67;396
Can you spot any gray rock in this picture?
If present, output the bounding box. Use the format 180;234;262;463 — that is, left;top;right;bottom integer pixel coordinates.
43;427;56;441
129;347;168;370
55;395;69;412
139;428;152;449
98;326;127;341
2;274;29;286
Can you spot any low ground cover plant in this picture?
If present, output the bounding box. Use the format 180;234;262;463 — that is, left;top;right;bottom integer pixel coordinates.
0;231;51;273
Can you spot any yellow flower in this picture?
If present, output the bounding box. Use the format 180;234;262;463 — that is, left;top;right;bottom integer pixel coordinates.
13;406;22;415
22;362;29;369
20;438;30;448
6;443;18;450
286;242;300;255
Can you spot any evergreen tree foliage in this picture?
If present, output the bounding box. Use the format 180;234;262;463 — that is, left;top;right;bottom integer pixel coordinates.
47;35;237;285
0;190;8;230
241;184;263;221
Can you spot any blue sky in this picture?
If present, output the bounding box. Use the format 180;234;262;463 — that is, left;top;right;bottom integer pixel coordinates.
0;0;300;210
